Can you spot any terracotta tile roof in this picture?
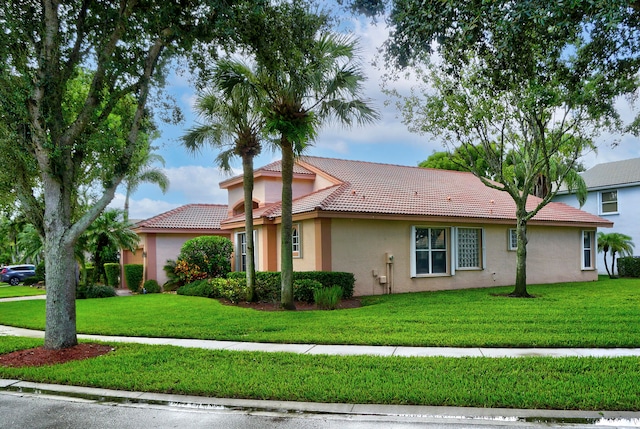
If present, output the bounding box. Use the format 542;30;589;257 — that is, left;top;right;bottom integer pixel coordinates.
299;157;610;225
135;204;228;230
221;156;611;227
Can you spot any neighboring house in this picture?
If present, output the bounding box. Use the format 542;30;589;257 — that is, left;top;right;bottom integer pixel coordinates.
553;157;640;273
220;156;612;297
121;204;230;288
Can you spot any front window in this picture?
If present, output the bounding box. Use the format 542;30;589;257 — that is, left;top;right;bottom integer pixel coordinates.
600;190;618;214
457;228;483;269
236;232;247;271
413;227;448;276
508;229;518;251
582;230;595;269
292;224;301;258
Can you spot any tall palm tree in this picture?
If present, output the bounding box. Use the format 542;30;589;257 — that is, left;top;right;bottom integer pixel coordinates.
123;148;170;222
256;31;379;309
597;232;635;278
182;60;265;301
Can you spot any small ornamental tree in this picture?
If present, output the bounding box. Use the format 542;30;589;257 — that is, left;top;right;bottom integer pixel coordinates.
178;236;233;279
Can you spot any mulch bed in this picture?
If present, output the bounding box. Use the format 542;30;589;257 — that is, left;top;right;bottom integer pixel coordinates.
0;343;114;368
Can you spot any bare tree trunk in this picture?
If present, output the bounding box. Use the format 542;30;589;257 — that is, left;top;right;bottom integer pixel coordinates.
603;250;611;278
510;208;531;297
243;155;256;302
43;182;78;349
280;139;295;310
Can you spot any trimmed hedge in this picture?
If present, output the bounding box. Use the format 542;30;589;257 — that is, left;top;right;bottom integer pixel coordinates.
77;284;116;299
143;279;161;294
124;264;143;293
618;257;640;278
104;263;121;287
227;271;355;302
293;279;323;303
177;277;248;303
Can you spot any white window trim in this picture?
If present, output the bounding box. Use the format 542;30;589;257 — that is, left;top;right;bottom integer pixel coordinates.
599;190;619;215
235;230;259;271
292;223;301;259
454;227;485;271
508;229;518;251
581;230;595;270
410;226;450;277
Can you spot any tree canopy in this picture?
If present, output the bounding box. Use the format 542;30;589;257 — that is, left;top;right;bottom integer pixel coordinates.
383;1;640;296
0;0;248;349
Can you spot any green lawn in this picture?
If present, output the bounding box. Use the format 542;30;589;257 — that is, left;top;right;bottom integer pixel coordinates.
0;285;46;299
1;337;638;410
0;277;638;347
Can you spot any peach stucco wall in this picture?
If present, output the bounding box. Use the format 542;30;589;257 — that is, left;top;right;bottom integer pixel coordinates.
329;218;598;297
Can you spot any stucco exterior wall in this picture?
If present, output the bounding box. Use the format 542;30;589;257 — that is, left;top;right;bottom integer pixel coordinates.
329;218;598;297
555;187;637;273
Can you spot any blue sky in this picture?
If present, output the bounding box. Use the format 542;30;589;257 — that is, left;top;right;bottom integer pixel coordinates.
111;18;640;221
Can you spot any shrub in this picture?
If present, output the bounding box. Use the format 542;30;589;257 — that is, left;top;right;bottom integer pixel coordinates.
178;236;233;278
210;277;248;303
294;279;323;303
227;271;355;302
35;261;45;280
618;257;640;278
162;259;182;291
177;279;214;298
23;276;42;286
104;263;120;287
143;279;161;294
314;285;343;310
228;271;280;302
84;265;95;285
174;259;208;284
123;264;143;293
85;284;117;299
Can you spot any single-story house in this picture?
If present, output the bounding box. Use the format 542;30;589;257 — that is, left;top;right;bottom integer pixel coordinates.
219;156;612;297
553;157;640;273
121;204;230;287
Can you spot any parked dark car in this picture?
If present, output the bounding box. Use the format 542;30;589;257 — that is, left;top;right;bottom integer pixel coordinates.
1;264;36;286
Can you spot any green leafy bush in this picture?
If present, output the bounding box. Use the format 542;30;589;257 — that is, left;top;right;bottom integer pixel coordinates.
178;236;233;279
143;279;161;294
35;261;45;280
104;263;120;287
162;260;182;291
227;271;355;302
23;276;42;286
314;285;343;310
177;279;214;297
618;257;640;278
123;264;143;293
85;284;117;298
211;277;248;303
293;279;323;303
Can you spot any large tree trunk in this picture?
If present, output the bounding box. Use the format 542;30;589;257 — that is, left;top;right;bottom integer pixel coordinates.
43;181;78;349
243;155;256;302
510;209;531;297
280;139;295;310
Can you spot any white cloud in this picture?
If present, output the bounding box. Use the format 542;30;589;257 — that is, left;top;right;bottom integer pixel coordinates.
165;165;239;204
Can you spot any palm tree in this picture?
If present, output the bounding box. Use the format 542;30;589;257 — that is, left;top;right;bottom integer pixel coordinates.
123;148;170;222
255;31;379;309
182;60;265;301
597;232;635;278
81;209;140;284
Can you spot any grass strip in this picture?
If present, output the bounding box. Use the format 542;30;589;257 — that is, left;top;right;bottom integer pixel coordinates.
0;279;638;348
0;337;638;411
0;285;46;299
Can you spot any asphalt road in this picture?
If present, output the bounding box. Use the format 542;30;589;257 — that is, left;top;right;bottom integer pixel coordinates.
3;391;637;429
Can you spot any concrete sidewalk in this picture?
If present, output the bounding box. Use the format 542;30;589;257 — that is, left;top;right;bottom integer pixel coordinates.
2;323;640;358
